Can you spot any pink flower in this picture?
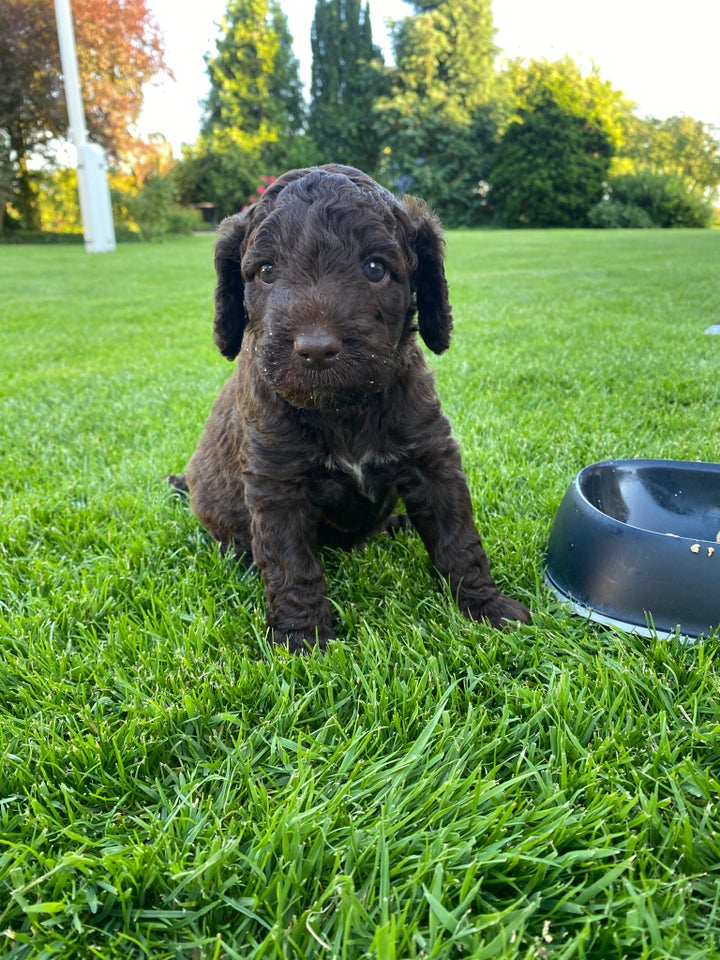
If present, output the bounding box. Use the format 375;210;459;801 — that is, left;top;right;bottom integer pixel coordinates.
246;176;277;206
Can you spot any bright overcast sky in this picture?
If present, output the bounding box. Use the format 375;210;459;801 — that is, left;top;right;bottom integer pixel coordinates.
139;0;720;154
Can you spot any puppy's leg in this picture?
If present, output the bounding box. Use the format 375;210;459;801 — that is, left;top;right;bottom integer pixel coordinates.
399;442;530;629
183;424;255;558
381;513;413;536
166;474;190;497
247;499;335;653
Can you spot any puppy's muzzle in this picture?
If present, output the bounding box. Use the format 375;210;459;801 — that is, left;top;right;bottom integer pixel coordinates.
294;329;341;370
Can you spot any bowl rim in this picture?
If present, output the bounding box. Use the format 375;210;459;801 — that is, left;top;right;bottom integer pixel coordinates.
545;573;696;642
573;457;720;544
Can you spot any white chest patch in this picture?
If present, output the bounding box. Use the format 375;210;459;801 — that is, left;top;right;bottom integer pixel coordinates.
324;451;398;500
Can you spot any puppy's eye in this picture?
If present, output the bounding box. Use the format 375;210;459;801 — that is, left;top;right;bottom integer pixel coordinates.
258;263;276;284
362;259;387;283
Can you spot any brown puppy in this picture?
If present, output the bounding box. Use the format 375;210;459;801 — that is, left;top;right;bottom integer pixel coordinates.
172;164;530;651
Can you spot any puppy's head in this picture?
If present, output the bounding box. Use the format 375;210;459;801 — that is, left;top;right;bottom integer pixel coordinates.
213;164;453;409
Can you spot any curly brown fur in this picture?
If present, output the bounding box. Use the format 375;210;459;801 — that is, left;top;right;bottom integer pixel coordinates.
173;164;530;652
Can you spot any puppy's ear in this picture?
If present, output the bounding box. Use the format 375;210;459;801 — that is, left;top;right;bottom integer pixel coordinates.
212;170;313;359
400;195;453;354
213;212;250;360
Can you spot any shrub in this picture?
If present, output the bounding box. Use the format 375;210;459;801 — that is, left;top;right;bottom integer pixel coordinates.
587;199;655;229
380;110;500;227
31;167;202;242
602;172;713;228
115;174;203;240
489;97;612;228
165;204;204;235
173;138;262;220
36;168;83;233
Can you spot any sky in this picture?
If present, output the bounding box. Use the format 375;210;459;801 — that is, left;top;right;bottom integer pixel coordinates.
139;0;720;155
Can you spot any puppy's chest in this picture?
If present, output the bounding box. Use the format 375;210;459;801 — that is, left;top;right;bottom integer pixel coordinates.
321;450;399;501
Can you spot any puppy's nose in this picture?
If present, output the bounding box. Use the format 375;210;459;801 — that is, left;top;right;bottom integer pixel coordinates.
294;330;341;369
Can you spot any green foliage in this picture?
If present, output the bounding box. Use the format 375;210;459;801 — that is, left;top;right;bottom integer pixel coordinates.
202;0;304;155
0;130;13;227
173;133;262;220
267;0;307;139
488;58;635;227
380;107;499;226
36;167;83;233
1;231;720;955
0;0;66;230
119;175;203;240
490;95;612;227
177;0;310;215
387;0;498;125
187;3;717;233
587;199;655;229
0;0;167;231
308;0;386;171
172;125;319;223
31;168;201;241
507;57;633;152
616;114;720;201
591;171;714;229
378;0;501;224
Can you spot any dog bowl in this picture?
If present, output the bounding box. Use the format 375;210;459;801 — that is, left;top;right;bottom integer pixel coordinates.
546;459;720;639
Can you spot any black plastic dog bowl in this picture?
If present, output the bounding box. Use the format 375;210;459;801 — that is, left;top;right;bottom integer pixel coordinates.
546;459;720;639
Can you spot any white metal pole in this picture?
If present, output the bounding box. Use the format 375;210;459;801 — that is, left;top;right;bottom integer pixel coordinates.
54;0;116;253
53;0;87;149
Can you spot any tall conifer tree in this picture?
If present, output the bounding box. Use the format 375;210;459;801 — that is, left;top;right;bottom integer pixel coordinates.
377;0;503;223
308;0;385;172
203;0;304;153
389;0;498;124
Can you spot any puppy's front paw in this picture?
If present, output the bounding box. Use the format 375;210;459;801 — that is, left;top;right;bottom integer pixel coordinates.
166;474;189;497
274;628;335;655
381;513;413;536
467;593;531;629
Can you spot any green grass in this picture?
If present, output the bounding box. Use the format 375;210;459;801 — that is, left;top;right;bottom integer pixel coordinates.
1;230;720;958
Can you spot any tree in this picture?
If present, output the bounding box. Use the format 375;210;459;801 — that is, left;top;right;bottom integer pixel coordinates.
377;0;502;223
0;132;15;234
379;107;501;226
174;131;263;219
490;95;612;227
308;0;386;172
0;0;65;229
0;0;166;230
387;0;498;125
177;0;306;218
202;0;304;156
488;58;628;227
617;114;720;199
506;57;633;153
72;0;167;161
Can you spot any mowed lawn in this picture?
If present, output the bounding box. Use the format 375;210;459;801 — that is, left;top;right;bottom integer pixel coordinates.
1;228;719;958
